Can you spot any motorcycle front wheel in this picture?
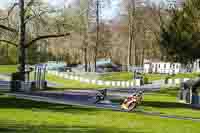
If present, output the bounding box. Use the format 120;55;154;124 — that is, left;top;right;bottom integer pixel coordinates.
127;102;137;112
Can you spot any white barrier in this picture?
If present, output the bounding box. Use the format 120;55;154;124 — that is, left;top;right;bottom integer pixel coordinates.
135;79;141;86
175;78;181;84
111;81;116;87
64;74;69;79
91;80;97;84
49;71;199;87
121;81;126;87
105;81;111;86
168;79;173;84
183;78;190;82
69;75;74;80
117;81;121;87
74;76;79;80
97;80;104;86
59;73;64;78
84;79;90;83
130;81;134;87
79;77;84;82
126;81;130;87
55;71;59;76
49;71;195;87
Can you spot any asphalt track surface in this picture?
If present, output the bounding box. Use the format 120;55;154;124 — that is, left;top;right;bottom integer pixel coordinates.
6;91;200;122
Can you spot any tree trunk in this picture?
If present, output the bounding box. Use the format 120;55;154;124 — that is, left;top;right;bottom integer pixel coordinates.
127;0;136;71
128;24;133;71
134;37;137;65
95;0;100;72
18;0;26;81
141;48;145;66
84;47;88;72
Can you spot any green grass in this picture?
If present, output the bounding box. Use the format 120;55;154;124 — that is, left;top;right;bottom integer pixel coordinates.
171;73;200;79
99;72;133;81
0;94;200;133
110;87;200;118
140;88;200;118
144;73;200;82
143;74;168;82
46;74;109;90
0;65;17;74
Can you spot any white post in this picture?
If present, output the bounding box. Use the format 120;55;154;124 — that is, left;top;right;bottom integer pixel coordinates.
80;77;84;82
64;74;69;79
91;80;96;84
105;81;111;86
69;75;74;80
74;76;79;80
135;79;141;86
175;78;181;85
117;81;121;87
121;81;126;87
97;80;104;86
85;79;90;83
126;81;130;87
112;81;116;87
168;79;173;84
131;81;134;87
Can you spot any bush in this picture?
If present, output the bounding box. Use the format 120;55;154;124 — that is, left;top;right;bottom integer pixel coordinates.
143;76;149;84
165;76;171;84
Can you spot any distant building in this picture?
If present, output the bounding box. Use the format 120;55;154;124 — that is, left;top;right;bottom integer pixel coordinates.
179;79;200;106
193;59;200;73
45;61;66;70
143;59;181;74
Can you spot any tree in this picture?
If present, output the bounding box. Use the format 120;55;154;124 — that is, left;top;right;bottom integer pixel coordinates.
0;0;70;81
80;0;90;72
123;0;162;68
127;0;136;71
160;0;200;64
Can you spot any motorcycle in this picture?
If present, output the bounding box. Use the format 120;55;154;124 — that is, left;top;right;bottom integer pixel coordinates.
93;89;143;112
93;89;107;104
121;91;143;111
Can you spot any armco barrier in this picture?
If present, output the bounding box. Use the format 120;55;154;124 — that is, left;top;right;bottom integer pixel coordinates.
91;80;96;84
47;71;192;87
48;71;142;87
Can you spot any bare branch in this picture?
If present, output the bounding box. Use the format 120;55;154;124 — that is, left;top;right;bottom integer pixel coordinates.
0;24;18;33
0;39;17;47
25;33;70;48
8;3;18;16
0;3;18;21
26;0;34;8
24;10;47;24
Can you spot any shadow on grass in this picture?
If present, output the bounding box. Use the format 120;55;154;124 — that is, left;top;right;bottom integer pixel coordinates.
44;86;109;91
0;95;103;114
0;123;148;133
149;88;179;97
44;87;100;91
141;101;193;109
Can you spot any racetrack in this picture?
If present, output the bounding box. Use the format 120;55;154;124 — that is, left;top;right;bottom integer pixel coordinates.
6;92;200;122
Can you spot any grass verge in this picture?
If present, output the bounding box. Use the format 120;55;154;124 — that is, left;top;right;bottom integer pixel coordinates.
0;65;17;74
0;93;199;133
99;72;134;81
46;74;109;90
140;87;200;118
144;73;200;82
